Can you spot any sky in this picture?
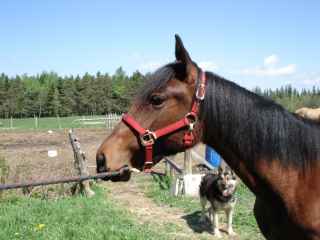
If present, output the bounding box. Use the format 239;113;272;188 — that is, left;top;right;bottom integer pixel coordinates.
0;0;320;89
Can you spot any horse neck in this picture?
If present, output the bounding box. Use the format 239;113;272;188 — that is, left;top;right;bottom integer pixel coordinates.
199;74;320;194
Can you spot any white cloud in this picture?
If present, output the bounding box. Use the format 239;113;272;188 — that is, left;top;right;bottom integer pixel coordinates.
139;60;219;73
198;61;219;71
242;55;296;77
242;64;296;77
138;62;164;73
264;54;279;66
301;75;320;86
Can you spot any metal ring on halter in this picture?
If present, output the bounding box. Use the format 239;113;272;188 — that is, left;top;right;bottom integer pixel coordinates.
140;130;157;146
195;83;206;100
185;112;198;131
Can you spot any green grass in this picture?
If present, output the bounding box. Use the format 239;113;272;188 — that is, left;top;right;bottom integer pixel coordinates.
0;187;169;240
0;116;106;130
140;174;264;240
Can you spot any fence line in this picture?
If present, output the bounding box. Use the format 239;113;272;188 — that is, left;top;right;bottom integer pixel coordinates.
71;113;122;129
0;113;122;130
105;113;122;129
0;169;127;191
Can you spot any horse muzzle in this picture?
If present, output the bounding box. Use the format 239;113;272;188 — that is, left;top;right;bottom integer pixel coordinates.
96;153;131;181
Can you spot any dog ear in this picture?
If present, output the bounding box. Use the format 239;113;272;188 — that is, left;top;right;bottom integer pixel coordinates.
231;171;238;180
218;166;223;174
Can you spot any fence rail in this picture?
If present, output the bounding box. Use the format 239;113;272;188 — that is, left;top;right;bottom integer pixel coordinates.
72;113;122;129
0;169;128;191
164;157;183;176
0;113;122;130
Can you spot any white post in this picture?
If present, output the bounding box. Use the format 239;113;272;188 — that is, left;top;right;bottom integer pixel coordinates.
10;117;13;129
34;116;38;129
57;115;62;129
184;150;192;175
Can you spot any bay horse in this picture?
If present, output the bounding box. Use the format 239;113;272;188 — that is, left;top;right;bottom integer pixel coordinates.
295;107;320;123
96;35;320;240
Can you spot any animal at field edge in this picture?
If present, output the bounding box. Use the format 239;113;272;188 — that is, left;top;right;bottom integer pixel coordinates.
199;166;238;237
295;107;320;122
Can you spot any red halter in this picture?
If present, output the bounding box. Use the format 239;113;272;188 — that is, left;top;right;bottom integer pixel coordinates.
122;71;207;172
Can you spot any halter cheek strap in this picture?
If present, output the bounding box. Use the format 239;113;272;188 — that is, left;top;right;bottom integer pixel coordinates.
122;70;207;172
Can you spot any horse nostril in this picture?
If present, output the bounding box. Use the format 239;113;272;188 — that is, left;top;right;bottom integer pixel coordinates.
96;153;107;173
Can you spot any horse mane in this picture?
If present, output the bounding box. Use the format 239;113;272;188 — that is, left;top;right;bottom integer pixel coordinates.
201;72;320;168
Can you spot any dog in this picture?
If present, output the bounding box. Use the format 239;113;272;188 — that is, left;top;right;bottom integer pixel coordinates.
199;166;238;238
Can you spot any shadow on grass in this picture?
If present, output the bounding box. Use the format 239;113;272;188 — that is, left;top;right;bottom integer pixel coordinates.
150;173;214;234
181;210;213;234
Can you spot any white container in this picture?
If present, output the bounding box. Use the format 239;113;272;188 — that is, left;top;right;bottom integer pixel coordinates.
182;174;204;197
48;150;58;158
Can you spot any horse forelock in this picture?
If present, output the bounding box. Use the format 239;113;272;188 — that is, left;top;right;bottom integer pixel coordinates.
137;62;187;103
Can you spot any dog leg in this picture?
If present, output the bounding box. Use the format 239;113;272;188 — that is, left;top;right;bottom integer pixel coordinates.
200;197;207;223
226;208;236;236
212;210;222;238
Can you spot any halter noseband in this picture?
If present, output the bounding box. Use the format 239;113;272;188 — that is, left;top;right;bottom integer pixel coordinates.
122;70;207;172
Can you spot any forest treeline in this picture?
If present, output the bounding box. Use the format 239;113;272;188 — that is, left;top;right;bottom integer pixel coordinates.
0;68;319;118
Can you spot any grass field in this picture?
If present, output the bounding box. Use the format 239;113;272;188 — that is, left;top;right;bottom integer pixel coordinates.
0;116;106;130
0;187;170;240
0;119;264;239
140;175;264;240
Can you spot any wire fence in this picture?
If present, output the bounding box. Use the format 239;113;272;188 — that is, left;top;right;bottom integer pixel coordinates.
0;113;122;130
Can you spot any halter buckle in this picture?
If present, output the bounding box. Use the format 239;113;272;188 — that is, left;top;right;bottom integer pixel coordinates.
140;130;156;146
185;112;198;131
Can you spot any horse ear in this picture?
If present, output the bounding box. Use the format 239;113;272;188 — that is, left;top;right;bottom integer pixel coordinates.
174;34;198;84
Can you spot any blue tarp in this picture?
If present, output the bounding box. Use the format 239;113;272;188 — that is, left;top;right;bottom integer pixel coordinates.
205;145;221;167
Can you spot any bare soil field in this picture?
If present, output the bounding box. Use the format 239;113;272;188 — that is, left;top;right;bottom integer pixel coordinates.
0;128;108;184
0;128;194;184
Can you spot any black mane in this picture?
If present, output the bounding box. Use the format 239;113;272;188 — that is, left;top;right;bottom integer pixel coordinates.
201;72;320;168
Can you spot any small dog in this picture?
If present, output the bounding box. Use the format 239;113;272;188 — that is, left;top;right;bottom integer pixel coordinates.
199;166;238;238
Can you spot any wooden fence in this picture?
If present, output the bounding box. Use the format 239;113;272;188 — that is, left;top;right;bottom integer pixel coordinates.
105;113;122;129
0;130;125;196
72;113;122;129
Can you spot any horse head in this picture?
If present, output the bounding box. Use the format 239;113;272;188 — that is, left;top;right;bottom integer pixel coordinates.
96;35;205;181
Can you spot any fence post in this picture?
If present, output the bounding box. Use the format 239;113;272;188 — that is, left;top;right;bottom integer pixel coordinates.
164;160;169;176
10;117;13;129
0;157;9;198
34;116;38;129
184;150;192;175
68;130;95;197
57;115;62;129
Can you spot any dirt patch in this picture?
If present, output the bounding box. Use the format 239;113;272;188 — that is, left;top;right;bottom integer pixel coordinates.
0;128;108;183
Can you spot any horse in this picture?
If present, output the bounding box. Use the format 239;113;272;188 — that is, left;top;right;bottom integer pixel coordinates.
295;107;320;122
96;35;320;240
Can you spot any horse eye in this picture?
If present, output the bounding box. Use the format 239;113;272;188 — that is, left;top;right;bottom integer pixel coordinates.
150;95;165;106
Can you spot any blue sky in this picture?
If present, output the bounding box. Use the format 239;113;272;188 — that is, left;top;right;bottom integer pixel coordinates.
0;1;319;89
